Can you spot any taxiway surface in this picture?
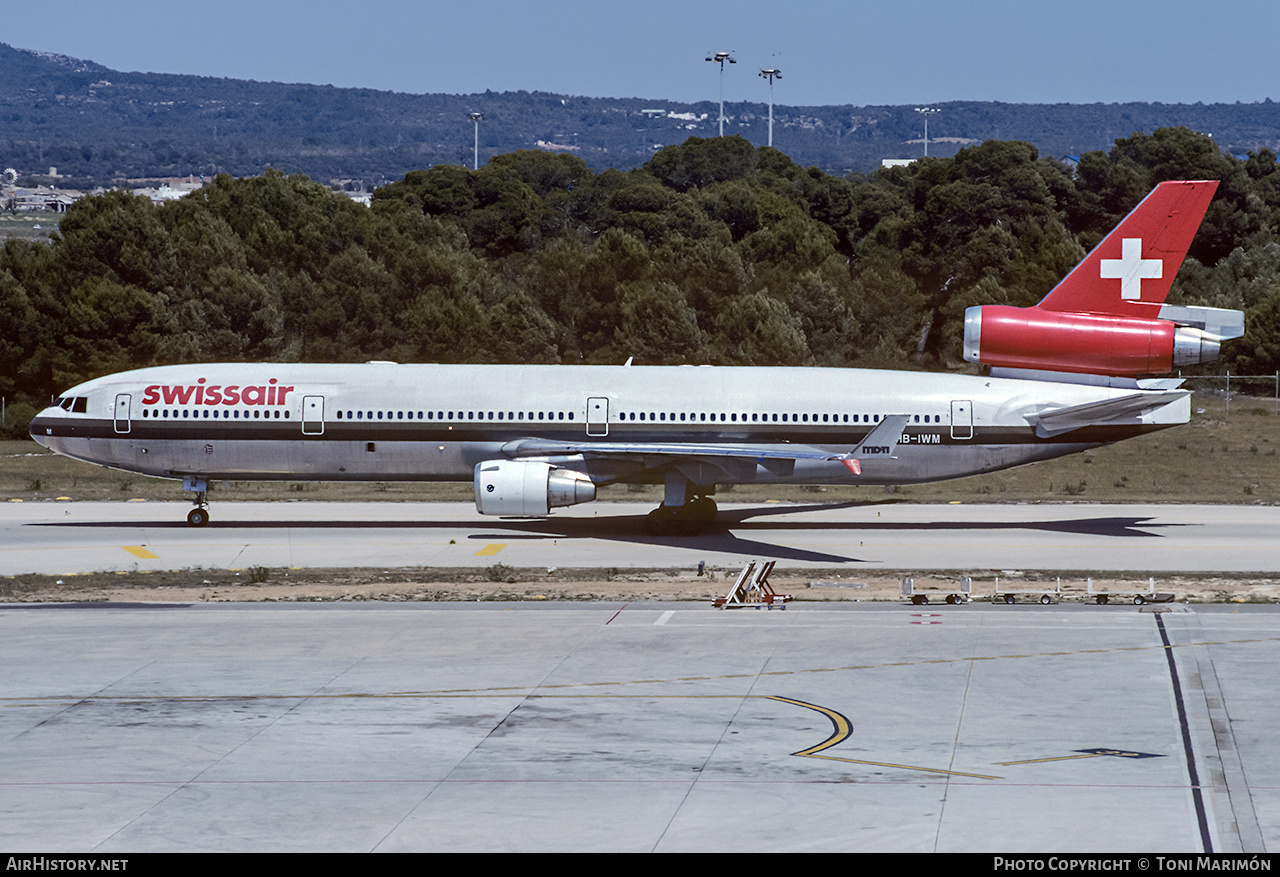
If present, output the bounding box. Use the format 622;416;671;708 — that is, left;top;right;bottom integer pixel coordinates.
2;500;1279;575
1;600;1273;852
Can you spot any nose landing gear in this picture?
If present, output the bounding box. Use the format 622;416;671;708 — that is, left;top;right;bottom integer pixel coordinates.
183;477;210;527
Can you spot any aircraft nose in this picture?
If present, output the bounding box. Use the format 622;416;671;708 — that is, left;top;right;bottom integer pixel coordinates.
28;410;54;448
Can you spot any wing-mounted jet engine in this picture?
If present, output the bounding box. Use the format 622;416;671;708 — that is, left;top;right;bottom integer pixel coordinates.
474;459;596;516
963;180;1243;379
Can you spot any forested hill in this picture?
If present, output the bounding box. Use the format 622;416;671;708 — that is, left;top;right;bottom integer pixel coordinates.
5;127;1280;440
2;42;1279;185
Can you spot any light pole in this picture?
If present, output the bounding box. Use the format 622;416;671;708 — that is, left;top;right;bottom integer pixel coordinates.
705;51;735;136
468;112;485;170
759;68;781;147
914;107;939;157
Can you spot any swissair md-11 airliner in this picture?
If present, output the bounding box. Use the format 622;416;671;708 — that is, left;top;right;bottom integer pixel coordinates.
29;180;1243;534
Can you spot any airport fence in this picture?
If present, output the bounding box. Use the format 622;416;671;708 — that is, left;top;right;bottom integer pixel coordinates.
1179;373;1280;411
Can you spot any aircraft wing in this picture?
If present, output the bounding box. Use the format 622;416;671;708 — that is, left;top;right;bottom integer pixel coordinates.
502;438;839;462
1026;391;1189;438
500;438;833;484
499;415;914;479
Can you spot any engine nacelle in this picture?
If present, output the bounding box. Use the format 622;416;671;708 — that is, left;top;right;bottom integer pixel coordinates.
474;460;596;516
963;305;1224;377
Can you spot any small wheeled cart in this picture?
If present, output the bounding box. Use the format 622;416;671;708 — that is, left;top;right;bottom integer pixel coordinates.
900;576;972;605
1087;577;1175;605
992;576;1062;605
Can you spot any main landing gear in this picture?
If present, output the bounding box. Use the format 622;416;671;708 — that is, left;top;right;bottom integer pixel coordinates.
645;496;718;536
183;477;210;527
645;472;718;535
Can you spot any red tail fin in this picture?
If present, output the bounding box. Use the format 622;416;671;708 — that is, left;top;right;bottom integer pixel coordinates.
964;179;1240;378
1036;180;1218;316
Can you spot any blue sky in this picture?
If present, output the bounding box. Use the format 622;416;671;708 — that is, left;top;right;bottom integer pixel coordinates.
6;0;1278;107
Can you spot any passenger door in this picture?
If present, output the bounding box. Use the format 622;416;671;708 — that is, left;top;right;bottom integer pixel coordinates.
586;396;609;436
113;394;131;434
302;395;325;435
950;400;973;440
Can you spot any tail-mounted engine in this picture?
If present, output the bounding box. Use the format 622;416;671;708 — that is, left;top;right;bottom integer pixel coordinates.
962;180;1244;380
963;304;1243;378
474;460;596;516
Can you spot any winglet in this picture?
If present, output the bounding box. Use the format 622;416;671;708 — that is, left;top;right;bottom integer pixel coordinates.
830;415;911;475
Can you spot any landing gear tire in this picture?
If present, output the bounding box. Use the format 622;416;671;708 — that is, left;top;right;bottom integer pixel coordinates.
686;496;718;524
1133;594;1146;605
187;507;209;527
645;497;717;536
645;508;673;536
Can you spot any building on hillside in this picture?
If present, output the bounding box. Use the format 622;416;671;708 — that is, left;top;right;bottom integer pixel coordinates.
9;186;81;212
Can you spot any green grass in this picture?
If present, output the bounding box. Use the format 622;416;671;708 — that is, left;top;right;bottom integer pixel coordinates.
0;210;59;243
4;395;1277;505
894;394;1280;504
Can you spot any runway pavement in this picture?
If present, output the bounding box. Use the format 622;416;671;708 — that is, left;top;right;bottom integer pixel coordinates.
2;499;1279;575
5;500;1279;853
1;599;1274;853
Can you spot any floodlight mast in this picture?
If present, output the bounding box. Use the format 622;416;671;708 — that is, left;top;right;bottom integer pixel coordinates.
914;107;939;157
759;68;781;147
705;51;736;136
468;112;485;170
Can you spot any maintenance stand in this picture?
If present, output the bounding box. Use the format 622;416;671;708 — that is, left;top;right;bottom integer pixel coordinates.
714;560;793;609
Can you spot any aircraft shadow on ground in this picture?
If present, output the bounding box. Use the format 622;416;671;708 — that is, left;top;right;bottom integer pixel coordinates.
36;501;1191;566
464;506;1188;564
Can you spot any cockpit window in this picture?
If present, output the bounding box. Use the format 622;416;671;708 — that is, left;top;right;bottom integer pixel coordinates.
72;397;87;413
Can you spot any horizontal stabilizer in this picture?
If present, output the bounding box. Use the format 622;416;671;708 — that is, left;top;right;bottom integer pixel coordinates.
1026;391;1189;438
991;368;1186;391
1156;304;1245;340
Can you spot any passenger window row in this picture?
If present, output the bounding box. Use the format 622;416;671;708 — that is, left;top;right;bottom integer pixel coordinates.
141;409;290;419
137;407;944;425
337;410;576;421
617;412;945;424
333;410;945;425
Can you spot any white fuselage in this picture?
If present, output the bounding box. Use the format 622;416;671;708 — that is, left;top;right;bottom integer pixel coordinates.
29;362;1189;492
